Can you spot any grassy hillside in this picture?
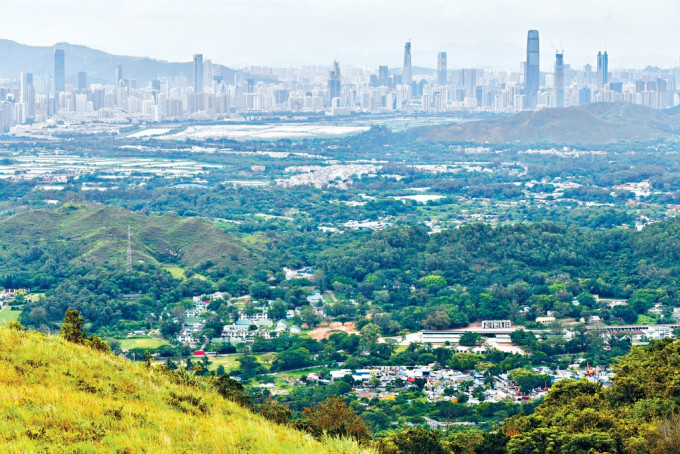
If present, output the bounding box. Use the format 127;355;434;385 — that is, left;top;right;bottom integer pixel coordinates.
0;325;369;453
0;202;262;273
421;101;680;144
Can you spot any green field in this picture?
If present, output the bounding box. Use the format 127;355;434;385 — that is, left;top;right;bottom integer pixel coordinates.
25;293;44;302
0;306;21;324
118;336;169;351
163;265;187;280
207;352;275;373
636;314;656;325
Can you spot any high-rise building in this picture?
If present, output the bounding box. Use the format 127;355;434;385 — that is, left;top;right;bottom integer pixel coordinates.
54;48;65;93
115;63;123;84
597;51;608;90
437;52;447;85
554;52;565;107
584;64;592;86
328;61;341;102
402;41;412;86
77;72;88;91
20;72;33;104
20;72;35;120
193;54;204;93
524;30;540;108
378;65;389;87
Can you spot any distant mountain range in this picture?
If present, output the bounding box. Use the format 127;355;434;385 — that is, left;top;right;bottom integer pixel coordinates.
420;102;680;145
0;39;242;85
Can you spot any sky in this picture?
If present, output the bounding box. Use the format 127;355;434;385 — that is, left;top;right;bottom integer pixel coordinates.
1;0;679;69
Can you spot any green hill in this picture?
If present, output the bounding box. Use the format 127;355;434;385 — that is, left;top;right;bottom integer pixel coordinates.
0;325;368;453
0;203;262;273
420;102;680;145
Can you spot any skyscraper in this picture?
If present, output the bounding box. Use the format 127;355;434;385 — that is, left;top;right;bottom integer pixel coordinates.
328;61;341;102
20;72;35;120
554;52;565;107
77;72;88;91
402;41;412;86
437;52;447;85
524;30;540;108
193;54;204;93
597;51;608;90
54;48;65;94
378;65;389;87
115;63;123;85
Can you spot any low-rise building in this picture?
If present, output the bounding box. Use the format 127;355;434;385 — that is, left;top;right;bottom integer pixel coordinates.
481;320;512;329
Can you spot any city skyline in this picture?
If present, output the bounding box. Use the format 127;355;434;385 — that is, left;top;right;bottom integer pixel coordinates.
0;0;678;69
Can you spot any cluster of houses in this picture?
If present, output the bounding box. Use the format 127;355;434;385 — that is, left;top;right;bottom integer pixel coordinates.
175;293;222;345
304;363;613;406
0;288;28;305
174;290;316;347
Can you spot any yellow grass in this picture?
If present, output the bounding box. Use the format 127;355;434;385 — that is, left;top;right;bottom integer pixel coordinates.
0;327;372;453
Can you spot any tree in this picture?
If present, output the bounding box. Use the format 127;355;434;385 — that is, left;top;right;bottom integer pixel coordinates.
259;399;291;425
214;374;250;406
160;320;181;339
613;305;638;324
508;368;551;393
61;309;85;343
269;299;288;320
238;354;266;379
449;353;482;371
360;323;381;341
300;305;320;328
419;275;447;290
445;430;485;454
298;396;370;443
576;292;596;308
459;332;482;347
271;348;312;371
384;428;447;454
510;329;537;347
422;311;451;330
60;310;110;353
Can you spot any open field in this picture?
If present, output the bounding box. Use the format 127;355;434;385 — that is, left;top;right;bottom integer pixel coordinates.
207;352;275;373
0;306;20;324
163;265;187;280
309;321;358;340
118;336;169;351
160;124;370;141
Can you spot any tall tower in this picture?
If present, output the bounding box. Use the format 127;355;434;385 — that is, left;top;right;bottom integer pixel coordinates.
54;48;65;94
402;41;412;86
597;51;608;90
193;54;204;93
437;52;447;85
554;52;565;107
20;72;35;121
77;72;87;91
328;61;341;104
378;65;389;86
126;225;132;272
525;30;540;108
115;63;123;84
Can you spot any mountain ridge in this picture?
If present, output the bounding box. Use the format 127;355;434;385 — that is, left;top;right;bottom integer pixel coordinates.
0;39;247;85
0;203;263;273
420;102;680;145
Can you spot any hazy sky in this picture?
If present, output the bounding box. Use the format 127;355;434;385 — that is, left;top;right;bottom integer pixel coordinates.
1;0;679;69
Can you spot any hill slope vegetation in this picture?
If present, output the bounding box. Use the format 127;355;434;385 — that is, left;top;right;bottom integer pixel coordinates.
0;202;262;274
421;102;680;145
0;325;367;453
